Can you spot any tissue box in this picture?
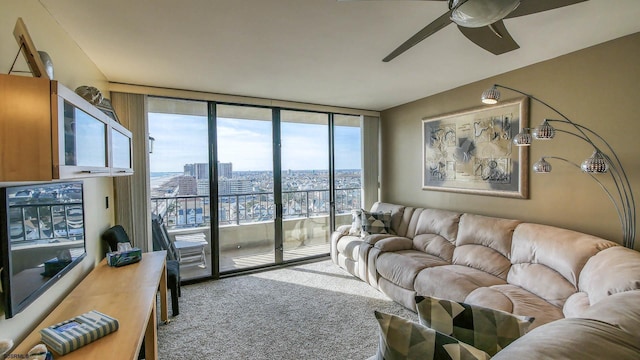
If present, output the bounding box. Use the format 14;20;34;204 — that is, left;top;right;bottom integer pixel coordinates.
40;310;119;355
106;248;142;267
42;258;72;277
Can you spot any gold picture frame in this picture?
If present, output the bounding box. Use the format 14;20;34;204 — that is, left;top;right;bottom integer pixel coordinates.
422;97;529;198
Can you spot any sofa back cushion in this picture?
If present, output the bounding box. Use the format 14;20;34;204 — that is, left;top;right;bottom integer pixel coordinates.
405;208;424;239
578;246;640;306
453;214;521;280
509;223;618;308
414;209;462;242
409;209;462;261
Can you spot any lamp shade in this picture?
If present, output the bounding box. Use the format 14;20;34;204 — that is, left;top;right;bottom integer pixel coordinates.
513;129;531;146
532;120;555;140
533;158;552;173
450;0;521;28
481;86;500;104
581;151;608;173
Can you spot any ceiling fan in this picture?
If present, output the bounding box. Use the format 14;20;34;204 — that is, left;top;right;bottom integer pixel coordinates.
343;0;588;61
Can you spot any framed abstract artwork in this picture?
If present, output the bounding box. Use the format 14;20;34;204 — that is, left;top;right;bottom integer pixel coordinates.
422;97;529;198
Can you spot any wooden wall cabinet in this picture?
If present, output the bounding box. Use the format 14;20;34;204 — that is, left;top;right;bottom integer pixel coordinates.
0;74;133;181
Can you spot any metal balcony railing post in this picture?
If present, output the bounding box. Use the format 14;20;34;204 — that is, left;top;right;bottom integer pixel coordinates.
235;194;240;225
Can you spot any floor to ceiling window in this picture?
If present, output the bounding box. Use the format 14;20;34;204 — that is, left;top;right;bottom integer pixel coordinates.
148;98;212;281
147;96;370;279
334;114;363;228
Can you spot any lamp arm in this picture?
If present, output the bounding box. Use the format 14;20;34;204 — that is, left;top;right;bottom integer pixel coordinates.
548;124;635;247
542;156;626;240
547;120;627;174
493;84;592;142
490;85;635;248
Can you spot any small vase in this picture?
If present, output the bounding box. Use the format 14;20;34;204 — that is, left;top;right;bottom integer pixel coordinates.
38;51;54;79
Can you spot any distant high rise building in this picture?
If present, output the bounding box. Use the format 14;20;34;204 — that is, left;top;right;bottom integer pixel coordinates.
184;163;209;179
218;179;251;195
177;175;198;195
218;161;233;179
183;163;195;177
197;179;210;196
195;163;209;180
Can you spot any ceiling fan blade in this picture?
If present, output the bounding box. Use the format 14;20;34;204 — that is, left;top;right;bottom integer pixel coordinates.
505;0;588;18
383;11;452;62
457;20;520;55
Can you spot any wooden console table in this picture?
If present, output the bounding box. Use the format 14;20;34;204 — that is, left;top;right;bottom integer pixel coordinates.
11;252;169;360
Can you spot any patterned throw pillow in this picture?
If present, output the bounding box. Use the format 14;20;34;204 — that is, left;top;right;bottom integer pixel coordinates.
415;296;534;356
373;311;491;360
361;210;392;237
349;209;363;236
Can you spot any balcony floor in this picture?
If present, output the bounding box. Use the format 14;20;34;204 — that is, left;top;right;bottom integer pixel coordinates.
179;243;330;280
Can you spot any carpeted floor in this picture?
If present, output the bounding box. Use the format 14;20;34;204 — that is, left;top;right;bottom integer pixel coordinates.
157;259;416;359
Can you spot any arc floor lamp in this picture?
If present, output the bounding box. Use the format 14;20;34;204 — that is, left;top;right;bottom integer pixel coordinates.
481;84;636;249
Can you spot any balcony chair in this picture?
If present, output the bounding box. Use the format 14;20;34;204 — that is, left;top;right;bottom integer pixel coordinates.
150;217;182;316
173;232;207;269
102;224;181;317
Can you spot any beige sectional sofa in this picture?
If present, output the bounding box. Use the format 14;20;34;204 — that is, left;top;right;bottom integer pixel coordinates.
331;202;640;359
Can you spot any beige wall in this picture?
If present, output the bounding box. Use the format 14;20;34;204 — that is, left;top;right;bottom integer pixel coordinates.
1;1;114;344
381;32;640;250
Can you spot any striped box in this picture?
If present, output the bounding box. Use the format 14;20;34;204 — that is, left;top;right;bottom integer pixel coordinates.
40;310;119;355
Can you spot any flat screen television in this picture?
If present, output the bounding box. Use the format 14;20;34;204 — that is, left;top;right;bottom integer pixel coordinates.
0;181;87;318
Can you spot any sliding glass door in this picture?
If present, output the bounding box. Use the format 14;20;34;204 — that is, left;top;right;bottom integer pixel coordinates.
216;104;276;272
148;96;371;278
280;110;330;261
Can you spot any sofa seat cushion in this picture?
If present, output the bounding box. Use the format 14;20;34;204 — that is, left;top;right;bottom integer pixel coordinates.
414;265;506;303
464;284;564;329
377;250;449;289
336;235;365;261
492;318;640;360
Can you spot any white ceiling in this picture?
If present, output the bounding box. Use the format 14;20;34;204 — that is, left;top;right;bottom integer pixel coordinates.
40;0;640;111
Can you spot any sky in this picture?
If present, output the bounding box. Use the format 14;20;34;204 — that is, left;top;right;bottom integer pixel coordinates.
148;113;361;173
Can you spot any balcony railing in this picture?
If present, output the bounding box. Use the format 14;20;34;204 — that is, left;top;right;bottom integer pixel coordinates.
151;188;361;229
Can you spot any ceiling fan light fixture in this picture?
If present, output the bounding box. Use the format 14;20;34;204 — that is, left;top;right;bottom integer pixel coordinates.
450;0;521;28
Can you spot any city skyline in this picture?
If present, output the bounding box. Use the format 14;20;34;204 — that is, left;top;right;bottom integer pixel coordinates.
148;113;361;173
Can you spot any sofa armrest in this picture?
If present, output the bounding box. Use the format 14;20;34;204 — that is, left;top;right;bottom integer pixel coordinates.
373;237;413;252
335;224;351;236
363;233;394;245
492;318;640;360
